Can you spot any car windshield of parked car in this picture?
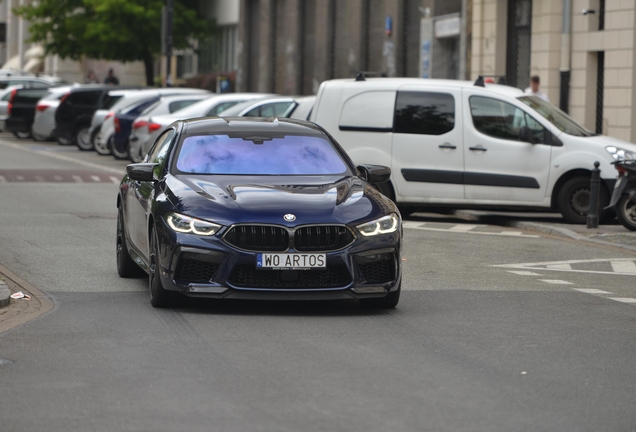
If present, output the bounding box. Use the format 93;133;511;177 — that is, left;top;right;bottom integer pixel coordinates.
175;134;348;175
518;96;594;137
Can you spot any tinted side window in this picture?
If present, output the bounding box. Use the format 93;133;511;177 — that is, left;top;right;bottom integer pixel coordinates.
102;95;122;109
148;130;176;176
29;80;51;89
470;96;546;142
245;102;293;117
69;91;102;106
169;100;198;113
394;91;455;135
127;100;157;116
206;101;239;116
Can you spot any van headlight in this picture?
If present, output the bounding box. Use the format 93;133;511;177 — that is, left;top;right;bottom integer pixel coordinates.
164;213;221;236
606;146;636;161
356;214;400;236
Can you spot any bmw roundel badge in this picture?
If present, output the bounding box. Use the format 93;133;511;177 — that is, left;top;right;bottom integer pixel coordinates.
284;214;296;222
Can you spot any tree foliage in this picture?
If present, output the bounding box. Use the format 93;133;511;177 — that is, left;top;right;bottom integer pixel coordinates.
14;0;215;85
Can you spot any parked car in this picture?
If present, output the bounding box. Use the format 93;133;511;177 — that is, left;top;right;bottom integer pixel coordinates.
0;85;23;131
310;76;630;224
86;89;143;150
5;87;51;138
128;93;273;163
110;93;210;160
54;84;143;148
32;86;75;141
217;96;316;119
0;74;68;90
117;117;402;308
94;88;210;156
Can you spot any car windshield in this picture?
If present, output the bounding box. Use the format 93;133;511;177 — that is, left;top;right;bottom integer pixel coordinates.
175;134;348;175
517;96;594;137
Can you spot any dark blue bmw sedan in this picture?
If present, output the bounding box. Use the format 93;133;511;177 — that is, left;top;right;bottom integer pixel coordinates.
117;117;402;308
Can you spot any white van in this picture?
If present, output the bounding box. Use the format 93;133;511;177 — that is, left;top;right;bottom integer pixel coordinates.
310;77;634;223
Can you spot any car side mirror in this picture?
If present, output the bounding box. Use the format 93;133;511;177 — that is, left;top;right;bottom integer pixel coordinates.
519;126;535;144
358;164;391;184
126;163;158;182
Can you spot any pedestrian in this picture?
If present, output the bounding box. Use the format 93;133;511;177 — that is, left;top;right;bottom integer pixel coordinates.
524;75;549;102
104;68;120;85
84;70;98;84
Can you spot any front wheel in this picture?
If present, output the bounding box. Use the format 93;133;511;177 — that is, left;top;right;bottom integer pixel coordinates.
616;191;636;231
95;134;113;155
359;283;401;309
557;176;608;224
116;205;143;277
149;227;173;308
74;125;93;151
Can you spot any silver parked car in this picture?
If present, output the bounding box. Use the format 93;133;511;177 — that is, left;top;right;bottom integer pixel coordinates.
86;89;142;150
129;93;274;163
32;86;75;141
216;95;316;120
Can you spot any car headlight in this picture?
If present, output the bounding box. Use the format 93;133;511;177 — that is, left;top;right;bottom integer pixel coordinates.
606;146;636;161
356;214;400;236
164;212;221;236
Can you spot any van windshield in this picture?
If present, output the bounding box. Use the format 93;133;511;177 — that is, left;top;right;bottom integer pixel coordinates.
518;96;594;137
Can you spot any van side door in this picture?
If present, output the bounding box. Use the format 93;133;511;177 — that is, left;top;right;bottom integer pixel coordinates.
391;87;464;200
463;92;552;202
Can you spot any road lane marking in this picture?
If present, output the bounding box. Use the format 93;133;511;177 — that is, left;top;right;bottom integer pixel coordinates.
608;298;636;304
403;221;539;238
91;175;101;182
449;224;479;232
494;258;636;276
0;176;6;183
540;279;574;285
110;176;120;184
507;271;542;276
573;288;612;294
72;175;84;183
610;260;636;274
34;175;45;182
16;175;24;181
53;175;63;181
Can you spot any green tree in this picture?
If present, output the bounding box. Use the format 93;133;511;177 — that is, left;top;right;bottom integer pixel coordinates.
14;0;215;86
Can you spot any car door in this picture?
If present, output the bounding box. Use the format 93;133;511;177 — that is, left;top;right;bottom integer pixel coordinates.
463;93;552;202
129;129;176;257
391;86;465;200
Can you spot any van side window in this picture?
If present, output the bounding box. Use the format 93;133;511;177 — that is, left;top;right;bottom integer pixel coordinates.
470;96;546;143
393;91;455;135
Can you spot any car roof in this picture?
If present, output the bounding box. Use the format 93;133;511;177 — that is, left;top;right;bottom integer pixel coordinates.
180;116;325;136
321;77;525;98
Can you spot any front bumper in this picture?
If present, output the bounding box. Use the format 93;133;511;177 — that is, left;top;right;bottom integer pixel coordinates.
155;218;402;301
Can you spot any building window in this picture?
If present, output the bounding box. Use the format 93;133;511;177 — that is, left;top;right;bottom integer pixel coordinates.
198;25;238;74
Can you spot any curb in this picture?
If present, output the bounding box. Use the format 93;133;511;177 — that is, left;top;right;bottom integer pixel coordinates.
0;278;9;308
453;210;636;254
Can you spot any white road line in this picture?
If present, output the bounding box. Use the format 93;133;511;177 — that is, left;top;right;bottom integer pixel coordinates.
90;175;101;182
608;297;636;304
573;288;612;294
0;176;6;183
53;175;63;181
493;258;636;276
110;176;120;184
610;260;636;274
34;176;45;182
449;224;479;232
507;270;542;276
0;140;125;175
72;175;84;183
500;231;524;236
547;264;573;270
403;222;539;238
540;279;574;285
16;175;24;181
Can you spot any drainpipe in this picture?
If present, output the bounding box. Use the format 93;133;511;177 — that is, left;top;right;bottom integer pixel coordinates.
560;0;572;113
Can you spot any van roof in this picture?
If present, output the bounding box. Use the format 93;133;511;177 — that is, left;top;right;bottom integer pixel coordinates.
323;77;525;99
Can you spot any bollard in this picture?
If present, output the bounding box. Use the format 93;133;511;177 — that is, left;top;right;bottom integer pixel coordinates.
587;161;601;228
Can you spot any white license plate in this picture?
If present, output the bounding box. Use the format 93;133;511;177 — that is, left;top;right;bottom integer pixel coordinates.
257;253;326;269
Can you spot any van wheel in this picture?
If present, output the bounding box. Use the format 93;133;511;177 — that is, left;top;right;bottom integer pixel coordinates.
557;176;608;224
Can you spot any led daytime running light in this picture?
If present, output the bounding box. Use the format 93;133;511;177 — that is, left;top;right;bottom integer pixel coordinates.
165;213;220;236
357;214;399;236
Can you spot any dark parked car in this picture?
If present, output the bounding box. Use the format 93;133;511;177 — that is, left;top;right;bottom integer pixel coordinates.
117;117;403;308
4;87;50;138
110;97;159;159
54;85;139;148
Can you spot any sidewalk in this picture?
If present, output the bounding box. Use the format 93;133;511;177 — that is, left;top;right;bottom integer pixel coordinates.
0;264;54;333
453;210;636;253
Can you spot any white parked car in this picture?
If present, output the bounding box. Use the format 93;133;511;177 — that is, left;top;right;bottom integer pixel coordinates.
310;77;630;224
129;93;274;163
32;86;75;141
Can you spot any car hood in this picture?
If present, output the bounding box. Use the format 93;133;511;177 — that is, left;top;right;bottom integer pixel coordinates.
567;133;636;153
163;174;394;227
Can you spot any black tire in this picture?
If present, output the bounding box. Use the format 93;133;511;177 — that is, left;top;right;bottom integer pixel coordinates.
116;205;143;277
12;130;30;139
557;176;609;224
74;125;93;151
149;227;173;308
616;191;636;231
359;282;401;309
110;137;129;160
95;134;113;155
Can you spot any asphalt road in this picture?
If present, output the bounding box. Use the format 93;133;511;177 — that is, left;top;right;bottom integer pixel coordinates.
1;135;635;432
